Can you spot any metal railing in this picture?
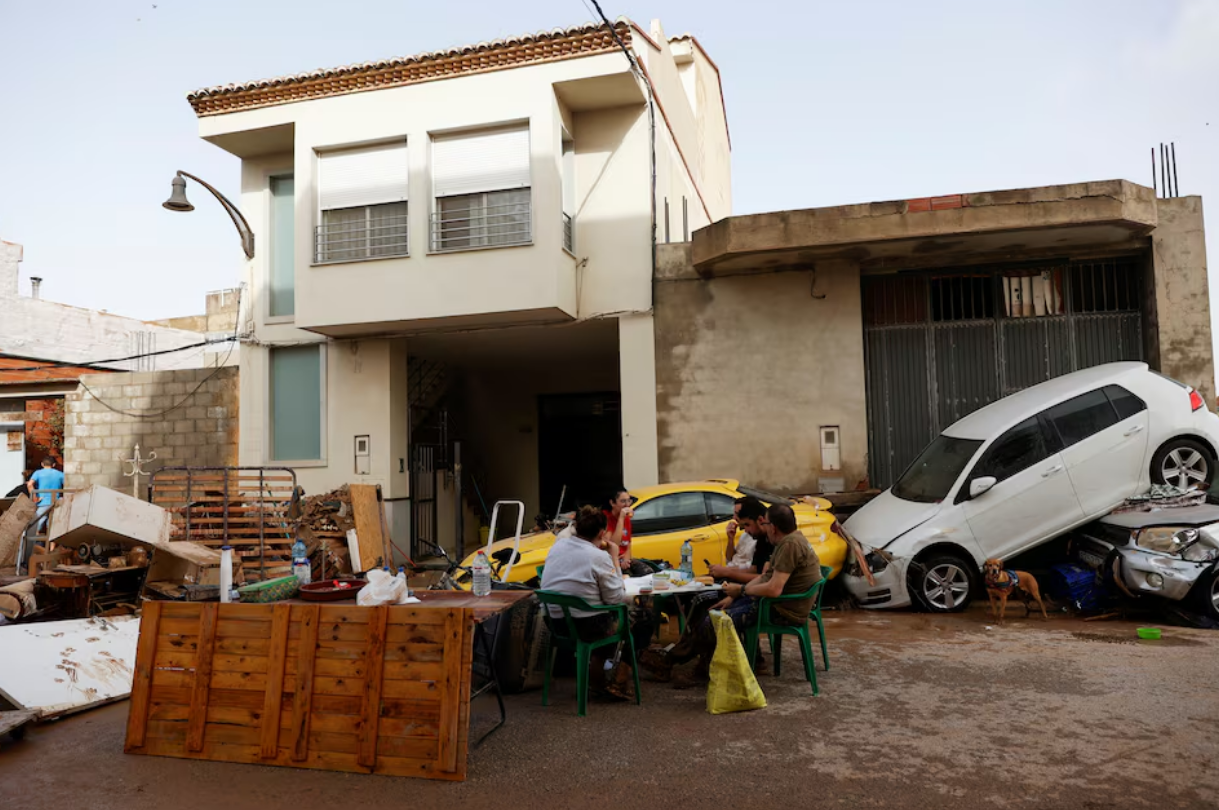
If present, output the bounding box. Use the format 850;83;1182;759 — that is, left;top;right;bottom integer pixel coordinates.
430;201;532;252
314;214;409;263
562;212;574;252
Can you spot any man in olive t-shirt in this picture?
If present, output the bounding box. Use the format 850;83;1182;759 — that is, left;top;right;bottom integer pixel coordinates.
753;508;822;623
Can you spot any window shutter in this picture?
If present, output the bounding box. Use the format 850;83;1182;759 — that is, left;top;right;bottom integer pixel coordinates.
433;126;530;198
318;142;409;211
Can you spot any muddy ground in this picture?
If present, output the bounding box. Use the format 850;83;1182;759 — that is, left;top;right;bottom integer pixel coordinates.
2;605;1217;809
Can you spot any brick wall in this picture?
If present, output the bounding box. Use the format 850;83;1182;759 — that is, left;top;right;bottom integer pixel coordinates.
24;397;64;470
63;367;239;492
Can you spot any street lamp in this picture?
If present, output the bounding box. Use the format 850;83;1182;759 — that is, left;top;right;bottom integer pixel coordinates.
163;170;255;260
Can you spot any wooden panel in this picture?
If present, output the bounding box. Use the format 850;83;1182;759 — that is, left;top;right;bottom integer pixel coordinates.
348;484;386;572
290;605;319;761
186;603;218;753
124;600;162;751
125;601;479;782
260;604;291;758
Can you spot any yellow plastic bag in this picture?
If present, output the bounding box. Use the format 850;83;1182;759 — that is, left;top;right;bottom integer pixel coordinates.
706;610;766;714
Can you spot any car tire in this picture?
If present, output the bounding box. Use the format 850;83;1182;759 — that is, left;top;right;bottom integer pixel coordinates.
1151;439;1214;490
908;551;977;613
1194;569;1219;622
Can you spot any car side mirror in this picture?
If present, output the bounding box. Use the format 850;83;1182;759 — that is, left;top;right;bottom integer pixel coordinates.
969;476;997;499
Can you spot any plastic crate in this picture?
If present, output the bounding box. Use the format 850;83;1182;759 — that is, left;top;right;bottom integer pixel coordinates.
1050;563;1104;611
237;575;300;603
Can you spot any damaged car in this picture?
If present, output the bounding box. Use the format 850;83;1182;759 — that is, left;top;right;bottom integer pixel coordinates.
1073;505;1219;620
843;361;1219;612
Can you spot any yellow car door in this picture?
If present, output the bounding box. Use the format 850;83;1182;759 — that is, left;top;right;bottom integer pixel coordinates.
628;489;732;575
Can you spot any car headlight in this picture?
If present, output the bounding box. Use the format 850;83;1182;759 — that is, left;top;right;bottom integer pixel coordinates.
1146;572;1164;589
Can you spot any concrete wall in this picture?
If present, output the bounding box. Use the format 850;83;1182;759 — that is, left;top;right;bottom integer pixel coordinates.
653;245;868;494
0;240;21;297
63;367;239;492
1152;196;1214;405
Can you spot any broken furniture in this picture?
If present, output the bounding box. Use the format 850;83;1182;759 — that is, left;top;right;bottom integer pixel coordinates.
39;563;145;618
0;614;141;718
123;591;530;781
0;709;38;741
151;467;298;583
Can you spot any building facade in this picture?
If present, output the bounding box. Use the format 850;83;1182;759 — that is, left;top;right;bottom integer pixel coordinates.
658;181;1212;494
189;20;730;552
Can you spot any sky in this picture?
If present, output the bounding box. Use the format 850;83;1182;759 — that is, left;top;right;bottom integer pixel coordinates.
0;0;1216;323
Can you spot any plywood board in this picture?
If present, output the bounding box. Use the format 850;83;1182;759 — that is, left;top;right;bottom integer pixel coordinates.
124;602;475;781
0;615;140;717
348;485;386;572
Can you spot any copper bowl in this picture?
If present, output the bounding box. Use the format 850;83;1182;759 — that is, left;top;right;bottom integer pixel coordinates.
299;578;367;602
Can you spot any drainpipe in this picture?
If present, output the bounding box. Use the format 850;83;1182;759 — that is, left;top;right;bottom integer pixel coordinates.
29;276;42;299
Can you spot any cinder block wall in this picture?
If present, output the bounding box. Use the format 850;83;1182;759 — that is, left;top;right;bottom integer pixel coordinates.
63;367;239;493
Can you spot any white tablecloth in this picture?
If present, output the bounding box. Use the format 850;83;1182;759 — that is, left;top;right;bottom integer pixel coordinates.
622;575;721;599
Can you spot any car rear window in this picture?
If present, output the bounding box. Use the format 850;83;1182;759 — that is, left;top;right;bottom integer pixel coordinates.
892;435;984;503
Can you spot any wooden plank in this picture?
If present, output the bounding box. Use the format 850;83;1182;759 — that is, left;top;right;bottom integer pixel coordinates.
310;694;362;715
318;606;372;625
379;716;440;738
381;680;441;701
349;484;386;572
382;661;444;681
210;671;268;691
356;605;388;768
384;642;445;663
376;736;438;760
212;654;271;673
148;685;192;706
186;603;218;753
124;600;162;751
385;623;447;644
437;610;463;774
290;604;319;762
455;611;473;781
260;603;291;759
159;634;199;653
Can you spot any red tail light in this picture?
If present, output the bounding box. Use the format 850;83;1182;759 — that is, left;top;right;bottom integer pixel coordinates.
1190;389;1205;412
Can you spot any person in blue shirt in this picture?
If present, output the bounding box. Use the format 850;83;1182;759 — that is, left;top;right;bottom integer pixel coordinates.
27;457;64;532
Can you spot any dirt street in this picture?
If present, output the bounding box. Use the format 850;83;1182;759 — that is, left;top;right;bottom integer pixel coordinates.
2;607;1217;809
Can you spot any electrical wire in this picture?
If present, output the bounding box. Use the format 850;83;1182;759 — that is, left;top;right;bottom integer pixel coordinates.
76;288;243;419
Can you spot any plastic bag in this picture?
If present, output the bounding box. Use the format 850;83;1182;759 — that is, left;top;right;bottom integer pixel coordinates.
706;610;766;715
358;569;406;607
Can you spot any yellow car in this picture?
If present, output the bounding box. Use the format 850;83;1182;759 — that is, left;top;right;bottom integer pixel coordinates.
459;479;848;586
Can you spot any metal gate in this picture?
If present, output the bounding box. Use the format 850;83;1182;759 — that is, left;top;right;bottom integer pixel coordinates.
410;444;440;558
863;258;1144;488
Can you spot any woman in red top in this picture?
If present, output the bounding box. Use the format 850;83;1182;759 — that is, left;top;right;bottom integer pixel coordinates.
604;488;650;577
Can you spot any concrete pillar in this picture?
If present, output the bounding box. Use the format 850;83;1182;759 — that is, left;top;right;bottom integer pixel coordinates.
619;312;660;488
0;240;21;297
1152;197;1214;406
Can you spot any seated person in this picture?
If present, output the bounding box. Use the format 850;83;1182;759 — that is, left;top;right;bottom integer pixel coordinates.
540;505;653;700
707;497;771;584
604;488;652;577
641;502;822;685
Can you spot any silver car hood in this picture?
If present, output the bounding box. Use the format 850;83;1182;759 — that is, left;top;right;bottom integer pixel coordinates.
844;489;943;551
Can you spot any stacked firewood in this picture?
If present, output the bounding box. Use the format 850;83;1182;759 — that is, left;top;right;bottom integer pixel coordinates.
297;485;355;578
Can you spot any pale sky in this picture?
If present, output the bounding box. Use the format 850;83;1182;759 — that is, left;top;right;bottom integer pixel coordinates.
1;0;1216;326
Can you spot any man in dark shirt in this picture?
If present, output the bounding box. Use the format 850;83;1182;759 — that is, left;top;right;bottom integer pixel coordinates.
707;497;771;583
642;503;821;684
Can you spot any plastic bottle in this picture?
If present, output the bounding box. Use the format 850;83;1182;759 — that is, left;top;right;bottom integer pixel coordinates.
680;539;694;576
291;537;311;585
397;565;411;599
472;551;492;597
219;545;233;603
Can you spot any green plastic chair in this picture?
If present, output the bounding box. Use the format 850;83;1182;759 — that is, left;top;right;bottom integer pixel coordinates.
536;590;642;717
743;565;832;695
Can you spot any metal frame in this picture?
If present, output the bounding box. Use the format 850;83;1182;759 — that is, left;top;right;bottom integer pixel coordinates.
314;206;409;264
429;194;532;253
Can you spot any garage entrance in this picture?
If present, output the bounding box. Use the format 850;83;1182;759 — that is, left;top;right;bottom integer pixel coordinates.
862;257;1145;488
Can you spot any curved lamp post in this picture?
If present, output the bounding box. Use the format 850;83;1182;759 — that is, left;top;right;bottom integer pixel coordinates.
163;171;255;260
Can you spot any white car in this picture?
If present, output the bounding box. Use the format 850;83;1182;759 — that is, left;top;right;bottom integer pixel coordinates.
843;362;1219;612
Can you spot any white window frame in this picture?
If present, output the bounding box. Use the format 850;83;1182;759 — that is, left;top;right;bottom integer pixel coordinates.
314;141;410;265
265;342;328;467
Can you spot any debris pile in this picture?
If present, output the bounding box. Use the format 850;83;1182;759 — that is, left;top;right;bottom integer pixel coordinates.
297;484;355;578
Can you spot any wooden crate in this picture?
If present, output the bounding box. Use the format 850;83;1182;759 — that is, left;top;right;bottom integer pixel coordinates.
124;601;475;780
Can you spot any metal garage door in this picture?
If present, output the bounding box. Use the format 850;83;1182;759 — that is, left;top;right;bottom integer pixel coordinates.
863;258;1144;488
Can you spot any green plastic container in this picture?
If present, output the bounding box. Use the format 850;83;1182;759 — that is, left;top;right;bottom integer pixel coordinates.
238;575;300;603
1137;627;1162;640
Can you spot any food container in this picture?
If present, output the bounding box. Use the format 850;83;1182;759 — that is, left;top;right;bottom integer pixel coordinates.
651;571;671;591
1137;627;1162;640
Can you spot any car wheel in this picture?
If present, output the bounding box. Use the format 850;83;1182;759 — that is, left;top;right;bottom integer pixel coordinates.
1151;439;1214;490
908;552;976;613
1195;569;1219;621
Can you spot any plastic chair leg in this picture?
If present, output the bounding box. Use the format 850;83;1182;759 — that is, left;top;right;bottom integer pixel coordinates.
626;633;642;706
770;634;782;676
542;641;555;706
797;631;818;696
815;615;829;671
576;647;590;717
745;629;759;670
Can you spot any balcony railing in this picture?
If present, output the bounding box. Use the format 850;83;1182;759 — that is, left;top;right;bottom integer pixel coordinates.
430;200;532;253
562;212;574;253
314;215;409;264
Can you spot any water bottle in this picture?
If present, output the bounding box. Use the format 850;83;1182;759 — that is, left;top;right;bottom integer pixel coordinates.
397;565;411;599
472;551;492;597
291;538;311;585
219;545;233;603
680;539;694;577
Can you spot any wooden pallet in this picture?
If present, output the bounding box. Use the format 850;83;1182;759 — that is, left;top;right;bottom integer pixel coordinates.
123;601;474;780
151;470;297;582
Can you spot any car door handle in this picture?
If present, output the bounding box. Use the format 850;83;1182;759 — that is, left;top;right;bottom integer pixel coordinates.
1124;425;1145;437
1041;464;1064;478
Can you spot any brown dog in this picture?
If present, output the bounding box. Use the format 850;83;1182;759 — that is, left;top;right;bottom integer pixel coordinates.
983;559;1048;622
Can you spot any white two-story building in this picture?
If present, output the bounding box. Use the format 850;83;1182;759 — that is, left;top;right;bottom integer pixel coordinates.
189;19;730;554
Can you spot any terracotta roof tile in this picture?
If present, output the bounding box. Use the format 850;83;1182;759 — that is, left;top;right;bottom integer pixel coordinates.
188;21;633;117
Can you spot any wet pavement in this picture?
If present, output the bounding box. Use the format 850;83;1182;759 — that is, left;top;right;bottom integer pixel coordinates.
2;605;1217;809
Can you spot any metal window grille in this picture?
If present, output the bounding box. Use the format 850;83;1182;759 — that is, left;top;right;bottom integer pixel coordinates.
314;202;409;263
430;189;531;252
562;212;574;252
